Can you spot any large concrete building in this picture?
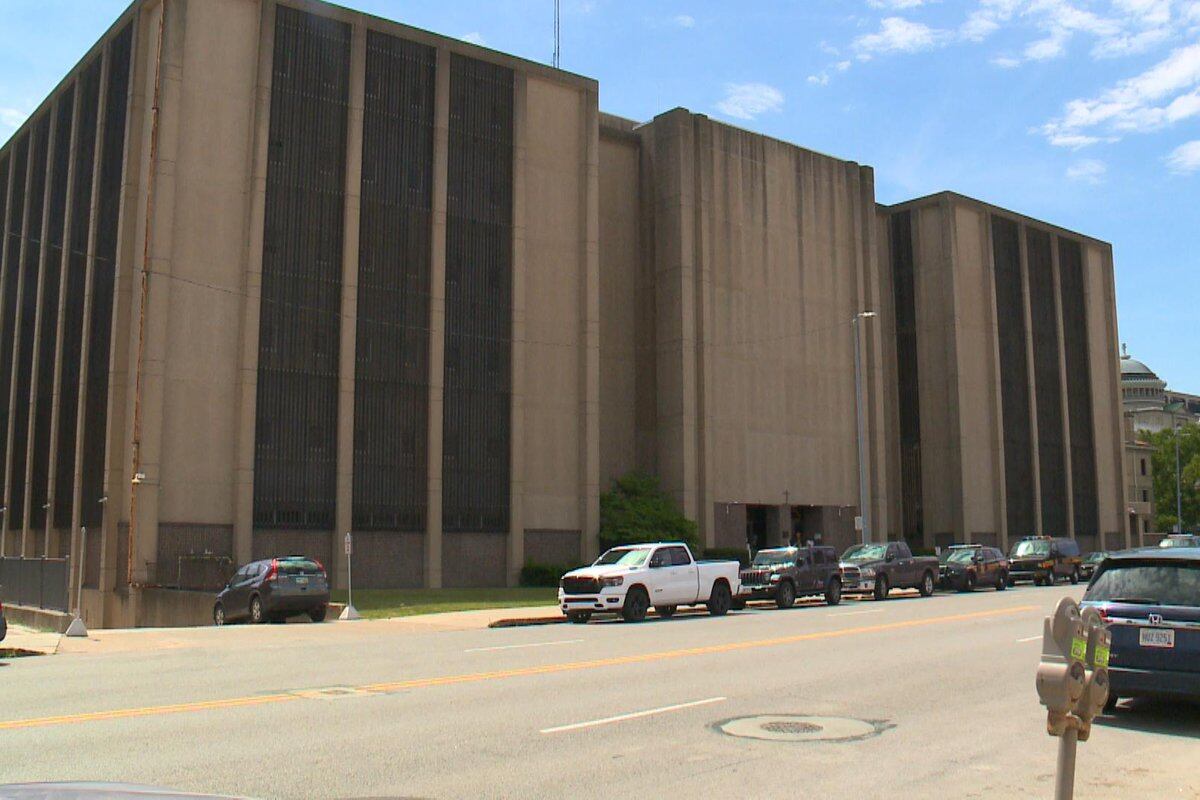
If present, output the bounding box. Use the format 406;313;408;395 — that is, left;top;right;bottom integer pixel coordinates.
0;0;1129;626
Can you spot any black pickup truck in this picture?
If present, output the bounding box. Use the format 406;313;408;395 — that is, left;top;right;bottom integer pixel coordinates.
840;541;939;600
735;546;843;608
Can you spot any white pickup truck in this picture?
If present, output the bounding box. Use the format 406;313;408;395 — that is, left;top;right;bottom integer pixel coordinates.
558;542;742;623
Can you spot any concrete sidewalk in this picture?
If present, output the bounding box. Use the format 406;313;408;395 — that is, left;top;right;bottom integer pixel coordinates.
1;603;564;657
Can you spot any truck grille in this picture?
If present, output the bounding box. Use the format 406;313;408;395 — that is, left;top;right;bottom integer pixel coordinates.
561;577;600;595
840;565;861;582
741;569;770;584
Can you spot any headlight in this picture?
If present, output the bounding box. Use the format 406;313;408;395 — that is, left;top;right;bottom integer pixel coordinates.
860;567;875;578
769;573;781;582
1042;561;1054;569
600;576;624;588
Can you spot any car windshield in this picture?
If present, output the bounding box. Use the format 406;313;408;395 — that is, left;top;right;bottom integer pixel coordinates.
594;547;651;567
1011;540;1050;557
946;549;979;564
842;544;887;563
751;550;796;567
1084;562;1200;607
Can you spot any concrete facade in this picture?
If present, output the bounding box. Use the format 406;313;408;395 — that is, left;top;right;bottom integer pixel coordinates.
0;0;1129;626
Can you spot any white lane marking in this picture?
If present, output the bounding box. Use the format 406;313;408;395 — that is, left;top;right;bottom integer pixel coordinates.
464;639;584;653
540;696;727;734
1016;635;1042;643
829;609;884;617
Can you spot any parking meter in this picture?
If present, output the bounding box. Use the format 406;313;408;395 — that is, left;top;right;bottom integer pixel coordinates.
1072;606;1111;741
1036;598;1086;730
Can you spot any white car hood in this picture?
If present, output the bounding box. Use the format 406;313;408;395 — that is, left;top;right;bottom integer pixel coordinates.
563;565;639;580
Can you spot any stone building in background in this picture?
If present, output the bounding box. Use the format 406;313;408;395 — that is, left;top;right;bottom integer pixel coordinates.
0;0;1129;626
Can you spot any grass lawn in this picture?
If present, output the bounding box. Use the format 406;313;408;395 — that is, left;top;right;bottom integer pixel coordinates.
327;587;559;620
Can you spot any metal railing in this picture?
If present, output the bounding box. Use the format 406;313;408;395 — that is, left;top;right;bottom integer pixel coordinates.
0;557;71;612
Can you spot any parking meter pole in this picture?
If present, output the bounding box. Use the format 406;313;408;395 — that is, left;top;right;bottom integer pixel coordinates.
338;532;361;621
65;527;89;637
1055;728;1077;800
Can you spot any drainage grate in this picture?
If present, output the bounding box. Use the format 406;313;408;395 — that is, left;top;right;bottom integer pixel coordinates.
715;715;891;743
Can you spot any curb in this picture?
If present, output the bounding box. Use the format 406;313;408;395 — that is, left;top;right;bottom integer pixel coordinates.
488;616;566;629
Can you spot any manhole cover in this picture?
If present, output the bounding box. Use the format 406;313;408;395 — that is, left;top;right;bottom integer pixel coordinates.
715;715;889;743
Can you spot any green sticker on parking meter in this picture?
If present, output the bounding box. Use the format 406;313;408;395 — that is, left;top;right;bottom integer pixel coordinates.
1071;636;1087;661
1094;642;1110;668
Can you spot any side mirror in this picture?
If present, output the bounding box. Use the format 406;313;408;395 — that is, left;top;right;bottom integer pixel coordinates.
885;553;896;563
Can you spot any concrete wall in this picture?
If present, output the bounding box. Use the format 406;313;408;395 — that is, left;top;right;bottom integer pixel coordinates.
637;109;885;548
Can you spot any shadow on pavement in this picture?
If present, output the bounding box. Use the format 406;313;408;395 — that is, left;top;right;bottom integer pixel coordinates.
1096;697;1200;738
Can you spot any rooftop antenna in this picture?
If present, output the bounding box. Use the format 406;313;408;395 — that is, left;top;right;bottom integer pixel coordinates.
553;0;561;68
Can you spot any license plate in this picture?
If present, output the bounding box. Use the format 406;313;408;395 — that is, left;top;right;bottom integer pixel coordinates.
1139;628;1175;648
295;576;308;586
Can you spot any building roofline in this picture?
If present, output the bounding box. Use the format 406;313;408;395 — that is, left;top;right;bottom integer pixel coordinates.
879;190;1112;248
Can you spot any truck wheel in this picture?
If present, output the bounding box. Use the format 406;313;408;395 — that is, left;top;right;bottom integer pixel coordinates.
960;572;976;592
731;599;747;611
919;571;935;597
1069;567;1080;585
996;572;1008;590
825;578;842;606
707;581;732;617
655;605;677;619
775;581;796;610
622;588;650;623
873;574;890;601
566;611;591;624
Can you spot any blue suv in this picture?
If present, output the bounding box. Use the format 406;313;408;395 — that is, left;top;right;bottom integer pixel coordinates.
1082;547;1200;709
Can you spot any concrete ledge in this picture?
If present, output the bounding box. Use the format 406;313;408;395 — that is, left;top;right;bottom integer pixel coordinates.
2;603;73;633
488;615;565;628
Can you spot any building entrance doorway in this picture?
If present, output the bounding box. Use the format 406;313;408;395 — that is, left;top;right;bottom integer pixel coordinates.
746;505;771;552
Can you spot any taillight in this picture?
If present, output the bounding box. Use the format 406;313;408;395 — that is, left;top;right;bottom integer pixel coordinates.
313;559;325;576
263;559;278;582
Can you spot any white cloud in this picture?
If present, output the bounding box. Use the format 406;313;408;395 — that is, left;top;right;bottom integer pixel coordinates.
0;108;26;131
836;60;853;71
1025;30;1070;60
808;73;831;86
1166;139;1200;172
991;55;1022;67
715;82;785;120
1066;158;1108;183
961;11;1001;41
1042;42;1200;142
854;17;946;54
673;14;696;28
867;0;926;7
1093;26;1172;58
1048;132;1105;147
460;32;487;46
820;40;841;56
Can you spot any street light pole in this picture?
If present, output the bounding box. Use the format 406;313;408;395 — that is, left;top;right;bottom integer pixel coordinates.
1174;414;1183;533
853;311;877;545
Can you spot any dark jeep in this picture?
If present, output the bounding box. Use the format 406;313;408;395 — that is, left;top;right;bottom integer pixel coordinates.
735;545;843;609
938;544;1009;591
1007;536;1082;585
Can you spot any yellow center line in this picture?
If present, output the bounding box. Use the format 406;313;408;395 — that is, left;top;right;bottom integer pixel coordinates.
0;604;1036;731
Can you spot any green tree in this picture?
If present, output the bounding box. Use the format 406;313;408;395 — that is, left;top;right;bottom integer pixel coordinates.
1145;421;1200;533
598;471;699;551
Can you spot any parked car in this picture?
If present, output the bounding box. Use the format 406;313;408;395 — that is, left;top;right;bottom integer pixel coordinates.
1080;550;1108;580
0;599;6;643
735;545;843;608
1159;534;1200;548
938;544;1009;591
558;542;741;623
1081;547;1200;708
213;556;329;625
1007;536;1082;585
839;541;939;600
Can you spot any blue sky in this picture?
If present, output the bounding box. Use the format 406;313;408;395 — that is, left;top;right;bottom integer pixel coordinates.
2;0;1198;389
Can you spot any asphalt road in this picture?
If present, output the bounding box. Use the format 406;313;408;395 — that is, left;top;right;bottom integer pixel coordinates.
1;584;1197;799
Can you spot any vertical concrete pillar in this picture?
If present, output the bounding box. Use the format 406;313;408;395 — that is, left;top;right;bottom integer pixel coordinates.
576;88;600;565
22;106;60;555
44;78;84;558
692;117;714;549
0;131;20;557
1017;223;1042;536
1050;235;1075;539
982;215;1009;549
125;4;174;586
233;0;275;569
651;109;698;523
74;47;111;591
425;47;450;588
6;115;38;557
506;72;526;585
333;21;365;591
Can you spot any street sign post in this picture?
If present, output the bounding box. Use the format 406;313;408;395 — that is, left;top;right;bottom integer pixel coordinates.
339;532;361;621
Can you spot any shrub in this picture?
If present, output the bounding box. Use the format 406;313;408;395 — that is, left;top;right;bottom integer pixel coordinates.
519;562;571;587
599;471;699;552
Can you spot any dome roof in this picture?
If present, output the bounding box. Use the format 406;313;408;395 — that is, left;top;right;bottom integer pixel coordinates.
1120;356;1157;378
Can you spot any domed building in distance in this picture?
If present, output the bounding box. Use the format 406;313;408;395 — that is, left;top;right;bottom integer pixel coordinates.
1121;345;1200;433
